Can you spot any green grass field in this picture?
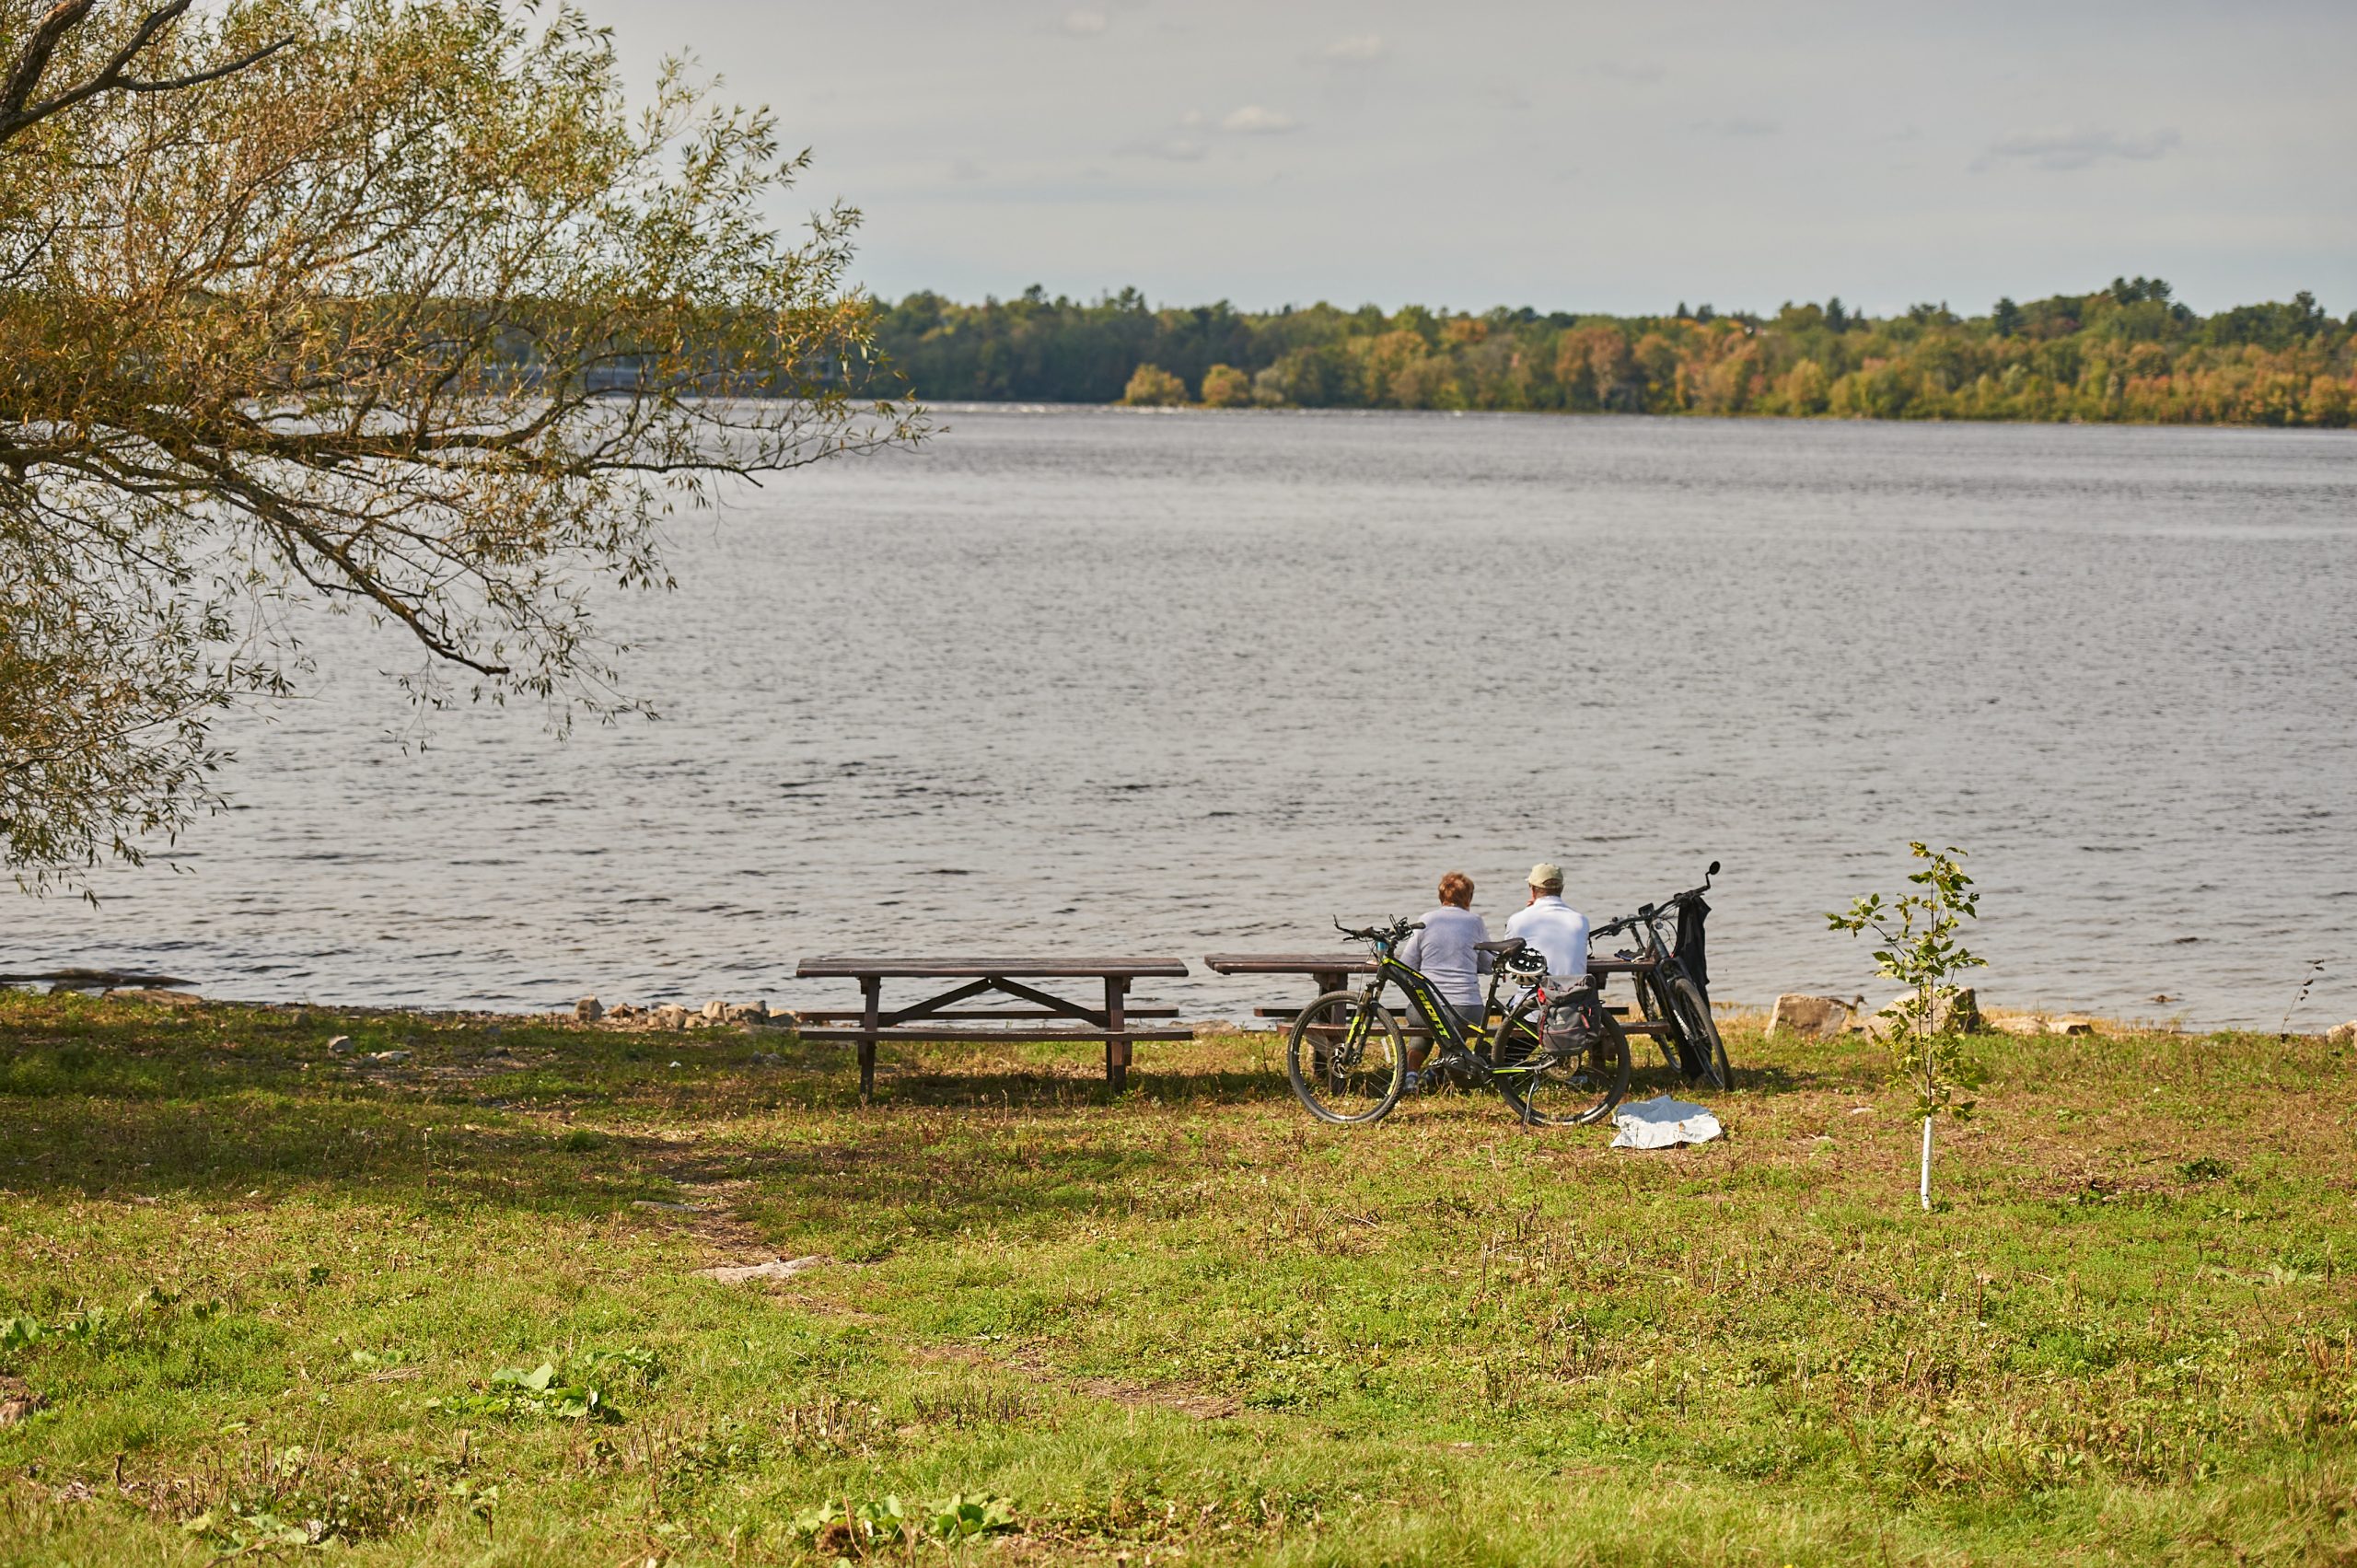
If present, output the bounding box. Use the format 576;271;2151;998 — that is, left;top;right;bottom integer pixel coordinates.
2;992;2351;1564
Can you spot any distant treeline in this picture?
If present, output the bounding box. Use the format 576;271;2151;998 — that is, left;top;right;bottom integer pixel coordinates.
870;279;2357;426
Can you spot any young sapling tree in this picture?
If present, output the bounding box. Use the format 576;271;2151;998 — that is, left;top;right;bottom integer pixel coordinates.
1829;842;1987;1210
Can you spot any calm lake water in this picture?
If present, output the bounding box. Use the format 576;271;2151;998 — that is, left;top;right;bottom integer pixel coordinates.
11;409;2355;1028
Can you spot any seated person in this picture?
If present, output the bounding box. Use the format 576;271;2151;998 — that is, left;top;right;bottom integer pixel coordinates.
1398;870;1490;1091
1504;861;1590;984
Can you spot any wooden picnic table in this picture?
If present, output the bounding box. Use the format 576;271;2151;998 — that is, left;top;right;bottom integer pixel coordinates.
1202;951;1671;1035
793;956;1191;1099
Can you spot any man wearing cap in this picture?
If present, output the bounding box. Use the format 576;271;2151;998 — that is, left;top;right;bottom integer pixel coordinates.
1505;862;1590;983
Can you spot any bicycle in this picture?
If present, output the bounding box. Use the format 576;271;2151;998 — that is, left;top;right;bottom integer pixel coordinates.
1591;860;1730;1092
1285;918;1631;1127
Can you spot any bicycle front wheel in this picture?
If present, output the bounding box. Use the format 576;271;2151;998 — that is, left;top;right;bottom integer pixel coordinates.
1286;991;1407;1125
1491;994;1630;1127
1666;974;1732;1091
1632;970;1688;1076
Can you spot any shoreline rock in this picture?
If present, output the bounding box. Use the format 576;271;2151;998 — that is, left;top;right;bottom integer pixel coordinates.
98;987;203;1005
1851;988;1981;1038
1768;993;1858;1039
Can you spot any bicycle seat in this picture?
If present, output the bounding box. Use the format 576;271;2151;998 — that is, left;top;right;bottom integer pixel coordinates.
1473;937;1527;954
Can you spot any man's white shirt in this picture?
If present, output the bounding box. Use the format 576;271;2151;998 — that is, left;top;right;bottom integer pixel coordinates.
1505;894;1590;979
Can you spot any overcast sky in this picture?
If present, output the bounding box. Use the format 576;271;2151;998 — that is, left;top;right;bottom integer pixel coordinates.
591;0;2356;318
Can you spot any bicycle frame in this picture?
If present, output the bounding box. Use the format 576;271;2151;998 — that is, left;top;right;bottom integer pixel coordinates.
1627;909;1678;968
1357;946;1544;1075
1593;891;1697;981
1360;949;1472;1051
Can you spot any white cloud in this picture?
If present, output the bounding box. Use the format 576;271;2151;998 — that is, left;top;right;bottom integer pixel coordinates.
1592;60;1665;84
1974;125;2181;171
1220;105;1298;134
948;158;985;182
1700;116;1780;137
1322;34;1386;64
1059;8;1107;36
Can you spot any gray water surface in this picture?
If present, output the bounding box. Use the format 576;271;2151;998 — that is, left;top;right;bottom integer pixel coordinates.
11;409;2355;1028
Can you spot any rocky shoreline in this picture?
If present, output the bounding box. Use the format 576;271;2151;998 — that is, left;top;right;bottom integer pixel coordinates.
18;981;2353;1047
1763;988;2357;1044
37;987;796;1035
566;995;779;1031
1766;989;2079;1039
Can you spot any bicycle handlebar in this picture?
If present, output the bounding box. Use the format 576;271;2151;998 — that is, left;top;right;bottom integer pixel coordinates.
1334;916;1422;947
1588;860;1721;946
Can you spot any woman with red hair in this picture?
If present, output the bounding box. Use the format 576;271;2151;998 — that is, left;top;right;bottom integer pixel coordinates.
1397;871;1492;1092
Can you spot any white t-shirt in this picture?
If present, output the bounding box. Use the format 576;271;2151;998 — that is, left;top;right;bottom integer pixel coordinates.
1506;894;1590;980
1397;905;1492;1008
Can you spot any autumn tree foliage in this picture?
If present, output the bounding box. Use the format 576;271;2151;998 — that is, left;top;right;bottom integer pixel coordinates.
1197;364;1251;408
0;0;917;892
1119;364;1187;405
875;281;2356;427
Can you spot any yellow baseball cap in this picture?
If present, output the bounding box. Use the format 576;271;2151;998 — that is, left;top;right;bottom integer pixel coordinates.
1527;862;1563;888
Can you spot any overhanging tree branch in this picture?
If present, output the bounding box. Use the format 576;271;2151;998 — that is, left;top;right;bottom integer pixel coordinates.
1;0;924;893
2;0;295;145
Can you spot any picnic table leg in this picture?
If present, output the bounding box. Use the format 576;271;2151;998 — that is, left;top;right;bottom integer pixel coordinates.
1313;970;1346;998
1104;975;1129;1093
858;975;880;1104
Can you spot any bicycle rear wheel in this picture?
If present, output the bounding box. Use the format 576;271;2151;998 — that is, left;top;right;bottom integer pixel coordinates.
1491;993;1630;1127
1665;973;1731;1091
1286;991;1406;1125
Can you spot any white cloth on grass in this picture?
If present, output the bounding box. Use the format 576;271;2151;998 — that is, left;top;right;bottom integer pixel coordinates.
1610;1094;1723;1149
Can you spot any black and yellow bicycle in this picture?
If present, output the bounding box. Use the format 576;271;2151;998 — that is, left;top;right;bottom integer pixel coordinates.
1285;918;1631;1127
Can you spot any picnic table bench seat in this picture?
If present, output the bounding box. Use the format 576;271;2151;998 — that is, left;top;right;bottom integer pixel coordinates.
1244;1003;1674;1038
1204;952;1672;1036
1202;952;1662;980
794;1006;1180;1024
793;956;1190;1100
